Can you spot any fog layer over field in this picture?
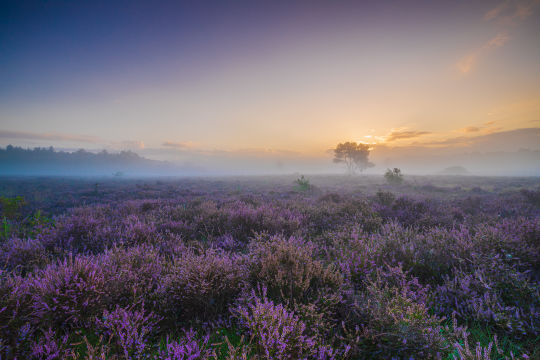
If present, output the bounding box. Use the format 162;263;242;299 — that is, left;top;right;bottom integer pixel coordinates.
1;127;540;177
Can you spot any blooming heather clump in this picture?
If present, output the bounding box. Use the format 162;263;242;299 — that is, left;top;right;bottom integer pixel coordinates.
0;272;33;357
30;255;107;329
155;200;304;243
43;208;112;254
450;330;530;360
158;248;248;324
371;264;431;305
158;329;214;360
249;235;343;305
95;305;159;360
218;201;305;242
473;218;540;272
305;199;382;235
0;237;49;273
338;271;448;359
319;225;377;287
369;222;474;284
120;214;160;247
212;234;242;252
434;256;540;336
157;219;194;240
43;205;162;255
374;195;460;229
72;337;117;360
100;245;166;307
520;188;540;206
30;328;71;360
232;289;329;359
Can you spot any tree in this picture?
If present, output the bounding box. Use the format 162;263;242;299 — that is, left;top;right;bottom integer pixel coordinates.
333;142;374;174
384;168;403;185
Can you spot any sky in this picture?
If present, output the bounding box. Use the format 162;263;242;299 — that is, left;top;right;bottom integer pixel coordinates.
1;0;540;175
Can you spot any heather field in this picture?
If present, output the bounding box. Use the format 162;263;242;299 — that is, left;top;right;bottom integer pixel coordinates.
0;175;539;360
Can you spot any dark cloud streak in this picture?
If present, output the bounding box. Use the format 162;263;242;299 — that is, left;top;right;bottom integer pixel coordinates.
386;130;431;142
0;130;100;143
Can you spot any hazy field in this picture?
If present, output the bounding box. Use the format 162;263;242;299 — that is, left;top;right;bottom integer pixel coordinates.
0;175;539;359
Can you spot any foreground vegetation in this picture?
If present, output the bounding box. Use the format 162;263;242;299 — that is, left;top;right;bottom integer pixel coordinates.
0;175;538;359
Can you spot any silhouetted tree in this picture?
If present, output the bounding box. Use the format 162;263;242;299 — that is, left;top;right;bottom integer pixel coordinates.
333;142;374;174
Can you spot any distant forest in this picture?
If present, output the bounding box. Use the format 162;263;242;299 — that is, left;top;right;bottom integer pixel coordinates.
0;145;173;176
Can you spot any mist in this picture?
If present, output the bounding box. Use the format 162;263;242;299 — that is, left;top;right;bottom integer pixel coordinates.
2;138;539;177
138;127;540;176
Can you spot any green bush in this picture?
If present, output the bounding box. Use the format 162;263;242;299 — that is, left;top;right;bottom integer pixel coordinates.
385;168;404;185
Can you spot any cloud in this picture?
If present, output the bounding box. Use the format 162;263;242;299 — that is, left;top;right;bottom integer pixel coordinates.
487;32;511;47
460;126;480;133
226;147;300;157
484;2;508;21
457;32;510;74
458;122;499;134
411;127;540;150
418;136;472;147
158;142;301;158
461;0;539;75
0;130;100;143
385;130;431;142
484;126;503;134
119;140;145;150
160;142;301;159
162;141;193;149
484;0;539;24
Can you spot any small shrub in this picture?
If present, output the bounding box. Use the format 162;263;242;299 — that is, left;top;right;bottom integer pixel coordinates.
295;175;311;192
384;168;404;185
0;196;25;220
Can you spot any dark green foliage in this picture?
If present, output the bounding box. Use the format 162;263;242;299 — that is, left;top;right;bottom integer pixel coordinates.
0;195;25;220
295;175;311;192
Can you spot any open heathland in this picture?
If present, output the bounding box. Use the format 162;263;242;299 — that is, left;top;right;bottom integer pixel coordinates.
0;175;539;359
